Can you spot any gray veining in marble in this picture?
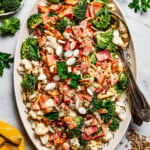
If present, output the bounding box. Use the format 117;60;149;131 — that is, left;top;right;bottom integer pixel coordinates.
0;0;150;150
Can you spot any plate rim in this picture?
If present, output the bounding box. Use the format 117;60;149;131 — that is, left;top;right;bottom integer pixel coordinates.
13;0;137;149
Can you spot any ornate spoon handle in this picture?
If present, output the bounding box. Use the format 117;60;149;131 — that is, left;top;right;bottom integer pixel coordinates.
120;51;150;125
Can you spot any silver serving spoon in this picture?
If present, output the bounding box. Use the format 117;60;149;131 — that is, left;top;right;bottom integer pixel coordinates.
110;11;150;125
0;0;24;17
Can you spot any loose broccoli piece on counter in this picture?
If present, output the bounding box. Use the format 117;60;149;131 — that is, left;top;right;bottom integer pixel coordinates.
21;37;41;61
0;17;20;35
73;0;88;23
110;117;120;131
92;6;111;30
21;74;38;90
27;14;42;30
47;0;61;4
55;17;74;33
1;0;21;12
66;116;84;138
95;27;113;49
101;100;116;122
117;73;128;90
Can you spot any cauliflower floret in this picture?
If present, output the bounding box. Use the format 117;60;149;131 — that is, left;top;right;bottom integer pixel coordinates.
35;123;49;136
20;59;32;71
40;134;49;145
87;140;98;150
102;130;113;142
70;138;80;148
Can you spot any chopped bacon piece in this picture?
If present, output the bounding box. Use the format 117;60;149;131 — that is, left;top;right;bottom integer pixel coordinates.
92;2;103;16
49;3;62;11
42;14;49;24
82;132;92;140
112;73;119;85
79;18;90;29
32;102;40;110
72;26;82;37
111;58;119;72
58;6;73;18
65;0;78;6
64;116;77;129
96;50;111;62
83;44;93;56
82;94;92;101
96;72;105;85
46;55;56;66
54;138;66;145
38;4;50;13
49;132;62;141
64;41;72;51
84;126;98;136
38;36;46;47
86;4;91;18
92;132;104;139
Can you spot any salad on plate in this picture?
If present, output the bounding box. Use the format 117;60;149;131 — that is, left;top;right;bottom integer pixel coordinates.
17;0;129;149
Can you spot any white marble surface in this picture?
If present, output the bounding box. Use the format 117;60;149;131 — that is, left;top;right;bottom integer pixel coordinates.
0;0;150;149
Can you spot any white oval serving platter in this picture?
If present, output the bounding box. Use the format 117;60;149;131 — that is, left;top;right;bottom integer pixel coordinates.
13;0;137;149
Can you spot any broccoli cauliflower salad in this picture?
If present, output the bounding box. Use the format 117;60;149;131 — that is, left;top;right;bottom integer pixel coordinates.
17;0;129;149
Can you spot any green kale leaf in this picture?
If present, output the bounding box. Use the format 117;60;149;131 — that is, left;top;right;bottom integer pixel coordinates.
0;51;13;76
44;112;59;120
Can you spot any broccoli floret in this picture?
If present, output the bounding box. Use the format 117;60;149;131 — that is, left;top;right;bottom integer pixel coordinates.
101;100;116;122
92;6;111;30
21;37;41;61
0;17;20;35
107;42;117;52
0;9;5;14
110;117;120;131
118;73;128;90
2;0;21;12
55;17;74;33
95;28;113;49
114;83;123;96
73;0;88;23
21;74;38;90
66;116;84;138
47;0;60;4
88;92;103;113
89;50;97;64
27;14;42;30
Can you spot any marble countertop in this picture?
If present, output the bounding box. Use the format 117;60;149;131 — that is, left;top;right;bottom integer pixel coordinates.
0;0;150;149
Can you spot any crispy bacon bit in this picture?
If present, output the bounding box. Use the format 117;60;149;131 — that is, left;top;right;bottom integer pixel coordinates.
96;50;111;61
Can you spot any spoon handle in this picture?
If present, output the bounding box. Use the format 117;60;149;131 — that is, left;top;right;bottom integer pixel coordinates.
120;51;150;125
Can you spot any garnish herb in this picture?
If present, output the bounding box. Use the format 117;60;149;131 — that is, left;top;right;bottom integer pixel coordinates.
21;74;38;90
110;117;120;131
88;92;103;113
128;0;150;13
73;0;88;23
44;112;59;120
55;17;74;33
0;52;13;76
101;100;116;122
56;61;81;90
21;37;41;61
